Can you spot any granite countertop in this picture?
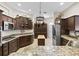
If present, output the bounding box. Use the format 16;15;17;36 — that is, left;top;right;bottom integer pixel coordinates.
2;33;34;44
9;46;79;56
61;35;78;41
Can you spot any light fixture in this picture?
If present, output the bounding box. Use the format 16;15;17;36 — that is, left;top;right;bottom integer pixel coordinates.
60;2;64;6
17;3;22;6
28;9;31;12
36;2;44;23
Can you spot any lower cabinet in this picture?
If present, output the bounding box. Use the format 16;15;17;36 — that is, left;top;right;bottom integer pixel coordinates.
19;35;33;48
19;36;27;48
1;35;33;56
0;46;2;56
25;35;33;46
2;42;9;56
61;38;69;46
9;39;18;54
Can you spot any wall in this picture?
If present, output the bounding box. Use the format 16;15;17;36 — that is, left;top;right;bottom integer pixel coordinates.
62;3;79;18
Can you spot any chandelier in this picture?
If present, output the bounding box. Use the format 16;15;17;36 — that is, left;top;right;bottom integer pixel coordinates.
36;2;44;23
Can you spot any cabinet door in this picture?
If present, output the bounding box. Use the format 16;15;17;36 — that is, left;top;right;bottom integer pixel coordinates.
25;35;33;45
0;13;2;26
61;19;68;30
19;36;27;48
19;35;33;48
13;19;17;30
2;43;9;56
28;20;32;29
75;16;79;30
60;19;69;35
67;16;75;30
9;39;18;54
0;46;2;56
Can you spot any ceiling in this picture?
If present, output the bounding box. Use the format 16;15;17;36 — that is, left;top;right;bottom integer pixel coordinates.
1;2;75;17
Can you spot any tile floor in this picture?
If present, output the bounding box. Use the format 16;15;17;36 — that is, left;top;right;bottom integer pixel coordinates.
9;38;79;56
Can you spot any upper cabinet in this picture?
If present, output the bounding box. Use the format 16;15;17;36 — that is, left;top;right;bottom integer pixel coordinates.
14;16;33;30
60;15;79;31
67;15;79;31
67;16;75;30
60;19;69;35
0;9;3;26
2;14;13;22
60;19;68;30
75;16;79;31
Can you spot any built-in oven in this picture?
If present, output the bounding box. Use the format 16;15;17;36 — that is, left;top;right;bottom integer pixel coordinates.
2;21;14;31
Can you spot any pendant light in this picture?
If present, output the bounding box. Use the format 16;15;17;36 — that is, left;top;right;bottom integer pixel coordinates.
36;2;44;23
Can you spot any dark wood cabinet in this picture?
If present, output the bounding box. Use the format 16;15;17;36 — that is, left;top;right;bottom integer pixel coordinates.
0;14;2;26
60;15;79;35
8;39;18;54
0;10;3;26
19;36;27;48
60;19;69;35
13;19;17;30
67;16;75;30
19;35;33;48
60;19;68;30
1;35;33;56
66;15;79;31
27;20;33;29
2;14;13;22
14;16;33;30
34;23;47;38
0;46;2;56
2;42;9;56
25;35;33;46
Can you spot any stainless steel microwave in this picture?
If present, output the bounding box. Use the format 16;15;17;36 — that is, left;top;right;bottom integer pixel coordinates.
2;21;14;31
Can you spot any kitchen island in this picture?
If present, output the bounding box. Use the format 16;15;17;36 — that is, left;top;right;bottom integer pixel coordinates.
9;46;79;56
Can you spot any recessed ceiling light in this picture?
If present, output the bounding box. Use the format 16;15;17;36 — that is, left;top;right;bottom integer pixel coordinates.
28;9;31;12
17;3;21;6
60;2;64;5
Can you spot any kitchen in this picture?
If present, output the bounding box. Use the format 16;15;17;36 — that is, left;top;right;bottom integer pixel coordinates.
0;2;79;56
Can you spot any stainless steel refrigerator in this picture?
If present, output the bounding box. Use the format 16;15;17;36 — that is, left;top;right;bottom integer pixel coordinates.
0;26;2;46
52;24;60;46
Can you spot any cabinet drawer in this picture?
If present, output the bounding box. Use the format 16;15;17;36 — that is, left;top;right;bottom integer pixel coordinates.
2;43;9;56
0;46;2;56
9;39;18;54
